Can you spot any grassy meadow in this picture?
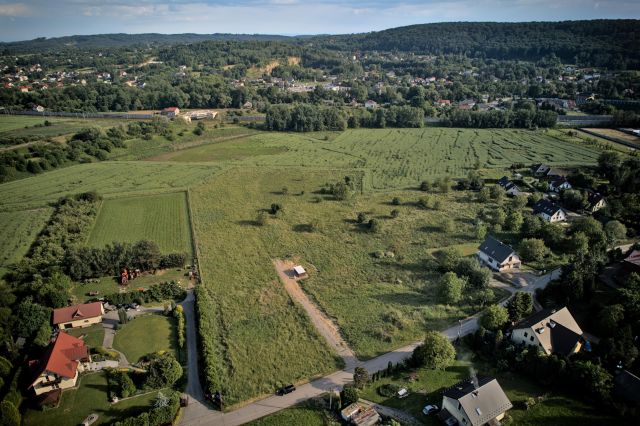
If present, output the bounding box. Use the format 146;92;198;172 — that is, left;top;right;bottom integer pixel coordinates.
0;115;128;140
88;192;193;255
0;161;223;211
0;208;51;269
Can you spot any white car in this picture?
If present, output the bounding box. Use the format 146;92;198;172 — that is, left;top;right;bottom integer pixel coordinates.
422;404;439;415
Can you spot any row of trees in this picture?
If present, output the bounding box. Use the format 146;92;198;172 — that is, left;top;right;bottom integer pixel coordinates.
64;240;187;280
442;108;558;128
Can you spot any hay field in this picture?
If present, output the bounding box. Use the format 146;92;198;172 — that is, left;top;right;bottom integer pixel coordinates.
88;192;193;255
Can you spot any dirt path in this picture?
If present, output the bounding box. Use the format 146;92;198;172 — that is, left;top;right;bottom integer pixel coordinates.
273;259;359;371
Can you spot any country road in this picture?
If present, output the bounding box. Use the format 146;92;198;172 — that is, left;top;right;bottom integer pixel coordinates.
179;268;562;426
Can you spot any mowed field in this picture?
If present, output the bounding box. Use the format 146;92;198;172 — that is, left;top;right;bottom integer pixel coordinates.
190;167;509;406
0;208;52;270
157;128;603;190
0;115;126;139
0;161;223;211
88;192;193;255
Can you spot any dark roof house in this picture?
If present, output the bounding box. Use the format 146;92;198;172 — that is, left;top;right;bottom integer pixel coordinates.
511;307;584;356
478;235;517;264
440;376;513;426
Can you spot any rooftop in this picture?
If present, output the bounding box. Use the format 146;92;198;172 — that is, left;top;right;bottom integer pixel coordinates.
443;376;513;426
52;301;104;325
478;235;516;263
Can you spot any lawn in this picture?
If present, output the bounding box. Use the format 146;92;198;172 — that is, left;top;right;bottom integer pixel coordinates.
71;268;187;303
247;399;337;426
23;372;162;426
190;167;507;406
66;324;105;349
0;208;51;268
112;314;175;363
88;192;193;255
0;115;126;139
359;357;621;425
0;161;223;211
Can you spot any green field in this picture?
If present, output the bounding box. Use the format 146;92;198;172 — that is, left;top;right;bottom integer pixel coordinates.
113;314;176;363
67;324;105;349
88;192;193;255
0;208;51;268
0;161;223;211
0;115;127;139
23;372;162;426
159;128;602;190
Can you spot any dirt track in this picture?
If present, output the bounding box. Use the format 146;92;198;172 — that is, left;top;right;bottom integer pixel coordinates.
273;259;358;370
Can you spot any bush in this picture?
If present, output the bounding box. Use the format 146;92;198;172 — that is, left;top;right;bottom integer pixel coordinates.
411;331;455;369
340;385;359;406
480;305;509;330
377;383;400;398
144;353;182;389
392;197;401;205
438;272;466;304
519;238;549;262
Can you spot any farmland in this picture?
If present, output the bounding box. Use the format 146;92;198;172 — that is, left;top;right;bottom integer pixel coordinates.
0;161;223;211
0;208;51;271
0;115;128;140
190;167;509;405
158;128;603;190
88;192;193;255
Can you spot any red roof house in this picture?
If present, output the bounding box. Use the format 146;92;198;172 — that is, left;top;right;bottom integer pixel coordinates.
52;302;104;329
30;332;89;395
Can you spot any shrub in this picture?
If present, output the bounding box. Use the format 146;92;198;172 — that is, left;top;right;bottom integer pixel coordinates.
519;238;549;262
377;383;400;398
357;212;368;223
390;209;400;218
480;305;509;330
392;197;401;205
438;272;467;304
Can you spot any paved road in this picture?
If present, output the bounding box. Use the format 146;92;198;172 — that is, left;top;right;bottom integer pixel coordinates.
179;269;561;426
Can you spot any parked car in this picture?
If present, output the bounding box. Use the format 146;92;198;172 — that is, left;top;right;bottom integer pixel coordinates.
422;404;439;415
397;388;409;398
276;384;296;396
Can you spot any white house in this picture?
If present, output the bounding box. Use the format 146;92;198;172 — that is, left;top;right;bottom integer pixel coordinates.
497;176;521;196
548;176;572;192
477;235;521;272
533;199;567;222
364;100;378;109
511;307;584;356
439;376;513;426
586;192;606;213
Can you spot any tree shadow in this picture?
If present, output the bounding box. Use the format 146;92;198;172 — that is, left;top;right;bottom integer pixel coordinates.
420;225;441;233
236;220;261;227
292;224;314;233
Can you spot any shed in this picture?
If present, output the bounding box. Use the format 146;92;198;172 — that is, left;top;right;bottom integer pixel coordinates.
293;265;307;278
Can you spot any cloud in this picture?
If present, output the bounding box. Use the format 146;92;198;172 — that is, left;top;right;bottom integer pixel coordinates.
0;2;30;17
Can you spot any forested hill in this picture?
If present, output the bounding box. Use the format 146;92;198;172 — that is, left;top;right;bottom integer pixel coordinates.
0;33;293;53
319;20;640;69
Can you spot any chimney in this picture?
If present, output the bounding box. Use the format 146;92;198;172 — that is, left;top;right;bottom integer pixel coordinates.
469;367;479;390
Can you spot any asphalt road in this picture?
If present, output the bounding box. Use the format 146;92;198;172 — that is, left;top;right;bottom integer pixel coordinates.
179;268;562;426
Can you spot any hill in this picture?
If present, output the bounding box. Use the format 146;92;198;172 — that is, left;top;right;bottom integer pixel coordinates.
320;20;640;68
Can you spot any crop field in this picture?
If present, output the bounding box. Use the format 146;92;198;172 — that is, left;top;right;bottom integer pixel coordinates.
582;127;640;147
0;208;52;269
190;167;509;405
112;125;259;161
0;115;125;139
162;128;603;190
88;192;193;255
0;161;224;211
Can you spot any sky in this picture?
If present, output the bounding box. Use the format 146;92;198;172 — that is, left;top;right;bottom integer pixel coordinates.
0;0;639;42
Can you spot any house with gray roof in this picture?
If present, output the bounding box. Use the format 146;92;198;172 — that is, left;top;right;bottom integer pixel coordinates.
439;376;513;426
477;235;521;272
511;307;584;356
497;176;521;196
533;199;566;222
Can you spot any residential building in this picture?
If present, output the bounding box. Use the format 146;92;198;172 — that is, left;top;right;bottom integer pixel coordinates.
29;332;90;395
439;376;513;426
533;199;567;222
477;235;521;272
364;100;378;109
586;192;606;213
548;176;572;192
160;107;180;118
497;176;521;196
511;307;584;356
530;163;551;177
52;302;104;330
623;249;640;274
340;403;380;426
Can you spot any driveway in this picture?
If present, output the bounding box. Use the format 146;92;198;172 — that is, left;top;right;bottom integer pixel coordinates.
273;259;358;370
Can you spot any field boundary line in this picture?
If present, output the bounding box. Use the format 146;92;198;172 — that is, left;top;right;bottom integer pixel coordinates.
577;128;638;151
83;198;104;246
185;189;201;271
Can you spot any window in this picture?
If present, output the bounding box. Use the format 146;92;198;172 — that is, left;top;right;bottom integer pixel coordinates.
458;402;462;411
524;331;528;337
530;336;534;342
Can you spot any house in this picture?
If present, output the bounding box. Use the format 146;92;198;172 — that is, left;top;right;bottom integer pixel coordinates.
160;107;180;118
497;176;521;196
530;163;551;177
52;302;104;330
548;176;572;192
439;376;513;426
364;100;378;109
623;249;640;274
477;235;521;272
533;199;566;222
437;99;451;107
29;332;90;395
586;192;606;213
511;307;584;356
293;265;308;278
340;403;380;426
